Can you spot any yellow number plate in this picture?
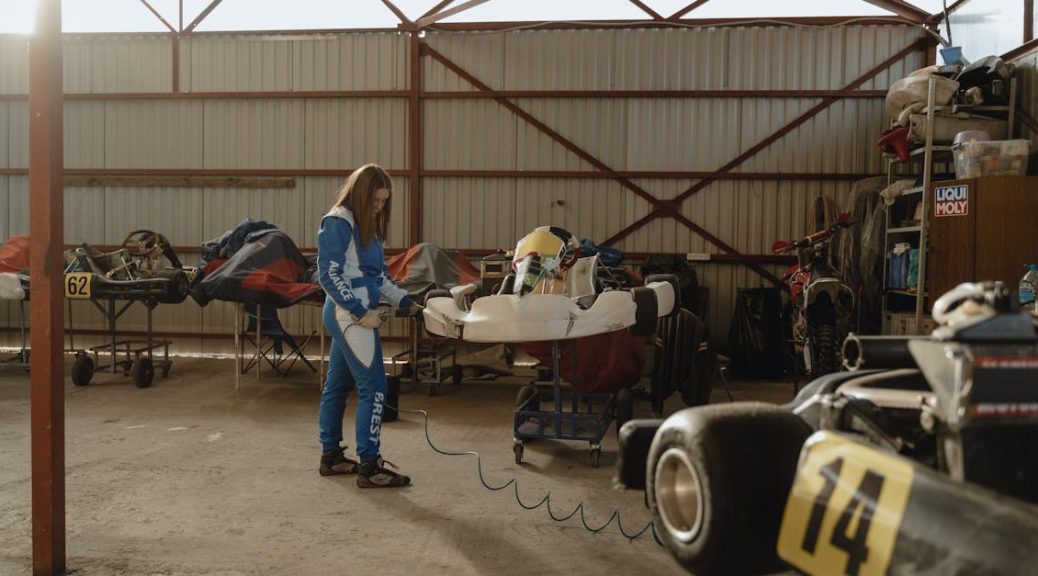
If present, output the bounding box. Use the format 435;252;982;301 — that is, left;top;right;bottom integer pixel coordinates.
777;431;914;576
64;272;92;299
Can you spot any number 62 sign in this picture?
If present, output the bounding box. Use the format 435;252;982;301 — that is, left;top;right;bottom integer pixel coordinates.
778;432;913;576
64;272;92;299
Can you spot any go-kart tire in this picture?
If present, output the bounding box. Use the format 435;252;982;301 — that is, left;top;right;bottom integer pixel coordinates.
131;357;154;388
645;274;681;317
71;354;94;387
616;418;662;490
647;403;812;575
630;287;658;337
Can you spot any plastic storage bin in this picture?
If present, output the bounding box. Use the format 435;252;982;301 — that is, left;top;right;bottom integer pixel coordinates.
953;139;1030;179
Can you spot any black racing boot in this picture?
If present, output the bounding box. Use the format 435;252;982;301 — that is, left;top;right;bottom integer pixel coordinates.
319;446;360;476
357;456;410;488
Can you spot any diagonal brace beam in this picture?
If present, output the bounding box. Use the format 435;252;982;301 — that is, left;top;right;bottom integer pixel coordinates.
138;0;176;33
668;0;712;20
423;44;784;286
861;0;933;23
603;38;928;248
184;0;223;33
629;0;664;20
416;0;491;28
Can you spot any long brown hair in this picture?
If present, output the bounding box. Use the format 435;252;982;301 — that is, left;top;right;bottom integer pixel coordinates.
333;164;393;246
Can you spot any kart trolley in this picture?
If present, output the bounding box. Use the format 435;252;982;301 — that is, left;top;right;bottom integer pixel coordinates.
513;339;617;468
65;231;194;388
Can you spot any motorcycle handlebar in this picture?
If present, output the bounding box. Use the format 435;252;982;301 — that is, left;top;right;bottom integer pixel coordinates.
773;219;853;254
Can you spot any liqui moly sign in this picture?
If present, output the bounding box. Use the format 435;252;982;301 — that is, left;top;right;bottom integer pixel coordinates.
934;184;968;217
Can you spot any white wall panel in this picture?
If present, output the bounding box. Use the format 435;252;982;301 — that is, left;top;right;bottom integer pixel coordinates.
202;187;306;247
65;101;105;169
0;36;28;94
515;99;626;171
64;187;107;245
0;177;8;242
627;99;743;171
63;35;172;93
293;33;407;91
422;99;516;170
0;102;7;169
7;101;27;168
423;32;504;92
513;179;628;243
183;35;293;92
203;100;304;169
6;177;27;237
613;27;729;90
102;188;206;247
422;178;516;249
105;100;204;168
304;99;407;170
505;29;615;91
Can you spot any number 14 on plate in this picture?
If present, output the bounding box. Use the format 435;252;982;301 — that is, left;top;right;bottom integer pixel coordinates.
778;432;914;576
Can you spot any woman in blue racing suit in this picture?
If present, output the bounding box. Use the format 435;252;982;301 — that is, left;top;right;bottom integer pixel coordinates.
316;163;414;488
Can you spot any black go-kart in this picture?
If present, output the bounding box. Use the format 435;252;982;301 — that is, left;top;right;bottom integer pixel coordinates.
64;230;196;304
619;281;1038;576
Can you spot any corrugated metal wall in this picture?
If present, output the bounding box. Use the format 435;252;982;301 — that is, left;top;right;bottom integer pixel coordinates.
0;25;925;352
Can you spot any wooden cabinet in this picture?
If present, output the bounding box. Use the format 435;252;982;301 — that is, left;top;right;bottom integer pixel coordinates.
927;176;1038;301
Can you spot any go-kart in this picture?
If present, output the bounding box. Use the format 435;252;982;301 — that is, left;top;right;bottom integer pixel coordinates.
64;230;197;304
623;282;1038;575
422;226;677;342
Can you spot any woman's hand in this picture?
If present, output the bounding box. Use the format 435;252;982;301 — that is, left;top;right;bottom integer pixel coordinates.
357;309;383;329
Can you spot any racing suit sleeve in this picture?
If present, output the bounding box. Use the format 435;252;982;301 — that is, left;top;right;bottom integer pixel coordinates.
317;217;368;319
379;261;414;309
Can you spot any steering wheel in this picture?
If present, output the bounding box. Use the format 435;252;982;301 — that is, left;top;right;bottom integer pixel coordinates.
545;226;581;271
122;230;163;257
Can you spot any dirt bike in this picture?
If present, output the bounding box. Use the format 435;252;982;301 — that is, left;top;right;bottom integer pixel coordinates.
771;214;854;379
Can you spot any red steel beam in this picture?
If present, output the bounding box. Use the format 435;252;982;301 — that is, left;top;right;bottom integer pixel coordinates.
409;33;421;246
928;0;973;23
424;16;916;31
171;33;180;92
422;43;784;286
0;89;887;101
629;0;664;20
1004;37;1038;61
603;38;927;247
138;0;176;32
379;0;414;27
416;0;492;28
28;0;66;573
420;0;455;20
183;0;224;33
861;0;932;23
0;168;877;181
1026;0;1034;42
669;0;712;20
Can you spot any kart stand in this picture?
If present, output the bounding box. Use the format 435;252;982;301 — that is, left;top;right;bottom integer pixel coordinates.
389;313;461;396
512;339;615;468
70;295;171;389
1;299;30;368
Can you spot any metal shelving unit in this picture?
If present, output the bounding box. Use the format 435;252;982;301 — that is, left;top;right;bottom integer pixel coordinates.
881;75;1017;334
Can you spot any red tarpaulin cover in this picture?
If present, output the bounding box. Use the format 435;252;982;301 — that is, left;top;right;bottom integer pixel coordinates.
386;242;481;298
0;236;30;274
523;330;648;394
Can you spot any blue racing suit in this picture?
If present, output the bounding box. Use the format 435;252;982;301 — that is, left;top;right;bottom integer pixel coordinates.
316;205;413;462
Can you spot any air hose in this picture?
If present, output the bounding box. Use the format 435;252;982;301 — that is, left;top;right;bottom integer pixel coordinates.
393;405;662;546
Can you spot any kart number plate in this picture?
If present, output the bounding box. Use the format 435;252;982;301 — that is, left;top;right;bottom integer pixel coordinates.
64;272;92;299
777;431;913;576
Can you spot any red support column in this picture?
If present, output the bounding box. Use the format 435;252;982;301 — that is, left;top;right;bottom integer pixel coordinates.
28;0;66;574
408;33;421;246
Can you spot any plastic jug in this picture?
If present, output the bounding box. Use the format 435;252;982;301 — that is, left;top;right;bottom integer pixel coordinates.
1020;264;1038;311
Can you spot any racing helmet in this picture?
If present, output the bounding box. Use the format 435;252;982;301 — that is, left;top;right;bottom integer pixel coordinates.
511;226;580;296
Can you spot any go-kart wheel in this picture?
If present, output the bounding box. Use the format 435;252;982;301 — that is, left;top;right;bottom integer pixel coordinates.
616;419;662;490
630;287;658;337
71;354;94;386
615;387;635;435
645;273;682;317
131;357;154;388
647;403;812;575
513;440;524;465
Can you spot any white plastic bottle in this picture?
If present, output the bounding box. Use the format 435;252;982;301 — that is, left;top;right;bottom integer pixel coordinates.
1020;264;1038;311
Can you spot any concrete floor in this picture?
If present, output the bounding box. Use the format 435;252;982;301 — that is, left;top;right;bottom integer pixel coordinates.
0;354;795;576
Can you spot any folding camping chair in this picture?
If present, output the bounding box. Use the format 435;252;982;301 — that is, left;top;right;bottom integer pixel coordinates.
236;303;317;389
